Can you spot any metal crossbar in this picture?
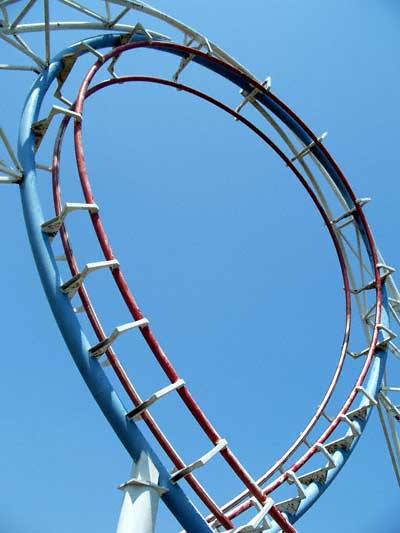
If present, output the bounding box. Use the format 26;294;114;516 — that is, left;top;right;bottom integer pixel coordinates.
60;259;119;298
171;439;228;483
234;498;274;532
89;319;149;357
32;105;82;150
290;132;328;162
41;202;99;238
235;77;271;115
126;379;186;421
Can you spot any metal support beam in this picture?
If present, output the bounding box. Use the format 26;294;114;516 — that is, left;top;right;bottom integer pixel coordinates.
117;452;166;533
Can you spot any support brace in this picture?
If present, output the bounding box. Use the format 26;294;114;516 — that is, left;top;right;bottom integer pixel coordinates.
338;413;361;436
60;259;119;298
32;105;82;150
171;439;228;483
234;497;274;532
235;77;271;115
348;324;396;358
290;132;327;162
315;442;336;468
331;197;370;224
41;202;99;239
126;379;186;421
117;453;166;533
89;318;149;357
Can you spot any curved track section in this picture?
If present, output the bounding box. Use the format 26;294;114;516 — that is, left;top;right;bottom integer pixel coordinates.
16;30;391;532
0;1;397;531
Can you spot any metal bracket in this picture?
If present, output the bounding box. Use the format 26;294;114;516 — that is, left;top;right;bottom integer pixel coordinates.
126;379;186;421
362;302;377;326
377;323;397;346
325;435;354;454
172;36;212;82
351;265;394;294
356;385;378;406
338;413;361;437
290;131;328;162
172;51;196;82
54;42;105;105
377;262;396;274
170;439;228;483
60;259;119;298
347;347;369;359
315;442;336;468
32;105;82;151
118;477;167;496
233;497;274;532
89;318;149;357
107;24;153;79
295;467;328;487
348;325;396;358
120;23;154;45
235;77;271;115
286;470;306;499
276;496;301;516
347;405;369;422
331;197;371;224
41;202;99;239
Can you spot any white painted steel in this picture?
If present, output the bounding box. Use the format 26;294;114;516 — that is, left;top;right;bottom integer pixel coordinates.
377;400;400;485
127;378;186;421
338;414;361;437
234;497;274;532
41;202;99;236
89;318;149;357
235;77;272;114
117;452;164;533
290;132;328;162
314;443;335;469
171;439;228;483
60;259;120;298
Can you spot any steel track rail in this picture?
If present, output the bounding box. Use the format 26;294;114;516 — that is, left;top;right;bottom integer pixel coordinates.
52;94;234;532
74;43;389;531
1;1;393;530
32;37;390;528
57;72;352;531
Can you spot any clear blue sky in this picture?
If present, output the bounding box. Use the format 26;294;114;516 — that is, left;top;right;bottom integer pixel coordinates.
0;1;399;532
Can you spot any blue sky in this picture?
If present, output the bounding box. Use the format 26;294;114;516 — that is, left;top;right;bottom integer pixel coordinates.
0;1;399;532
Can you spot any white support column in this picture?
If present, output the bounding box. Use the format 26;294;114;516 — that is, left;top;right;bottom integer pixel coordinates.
117;452;166;533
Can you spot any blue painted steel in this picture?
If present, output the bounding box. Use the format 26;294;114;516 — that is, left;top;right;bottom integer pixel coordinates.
18;34;213;533
17;34;390;531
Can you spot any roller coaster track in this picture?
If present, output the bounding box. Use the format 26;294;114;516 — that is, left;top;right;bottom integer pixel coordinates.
1;2;399;531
